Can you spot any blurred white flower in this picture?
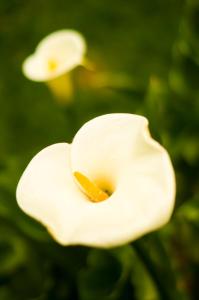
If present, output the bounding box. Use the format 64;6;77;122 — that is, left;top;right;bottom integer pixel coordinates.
22;29;86;102
16;114;175;248
22;29;86;82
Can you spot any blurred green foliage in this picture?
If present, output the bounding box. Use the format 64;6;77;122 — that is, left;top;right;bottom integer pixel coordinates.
0;0;199;299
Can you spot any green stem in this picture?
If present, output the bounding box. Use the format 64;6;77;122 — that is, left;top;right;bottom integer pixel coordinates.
132;236;183;300
133;242;169;300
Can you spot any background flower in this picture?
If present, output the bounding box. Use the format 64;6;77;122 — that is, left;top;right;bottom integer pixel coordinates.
22;29;86;82
22;29;87;103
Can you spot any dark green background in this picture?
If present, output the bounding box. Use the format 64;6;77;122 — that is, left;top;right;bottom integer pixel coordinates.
0;0;199;299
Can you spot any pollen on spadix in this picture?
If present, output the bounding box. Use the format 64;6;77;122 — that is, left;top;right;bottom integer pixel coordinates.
48;59;58;72
73;171;109;203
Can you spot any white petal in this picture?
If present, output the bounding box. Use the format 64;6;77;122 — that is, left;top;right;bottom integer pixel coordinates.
22;30;86;81
16;143;92;245
22;54;49;81
69;114;175;247
71;114;149;189
37;29;86;58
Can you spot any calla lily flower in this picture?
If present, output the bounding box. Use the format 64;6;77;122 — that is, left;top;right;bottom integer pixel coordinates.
16;114;175;248
23;29;86;82
22;29;86;101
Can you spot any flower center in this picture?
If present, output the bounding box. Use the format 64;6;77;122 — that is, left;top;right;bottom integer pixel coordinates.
48;59;58;72
73;171;110;203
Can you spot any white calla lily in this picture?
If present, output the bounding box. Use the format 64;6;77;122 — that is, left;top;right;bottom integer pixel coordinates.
16;114;175;248
23;29;86;82
22;29;86;102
